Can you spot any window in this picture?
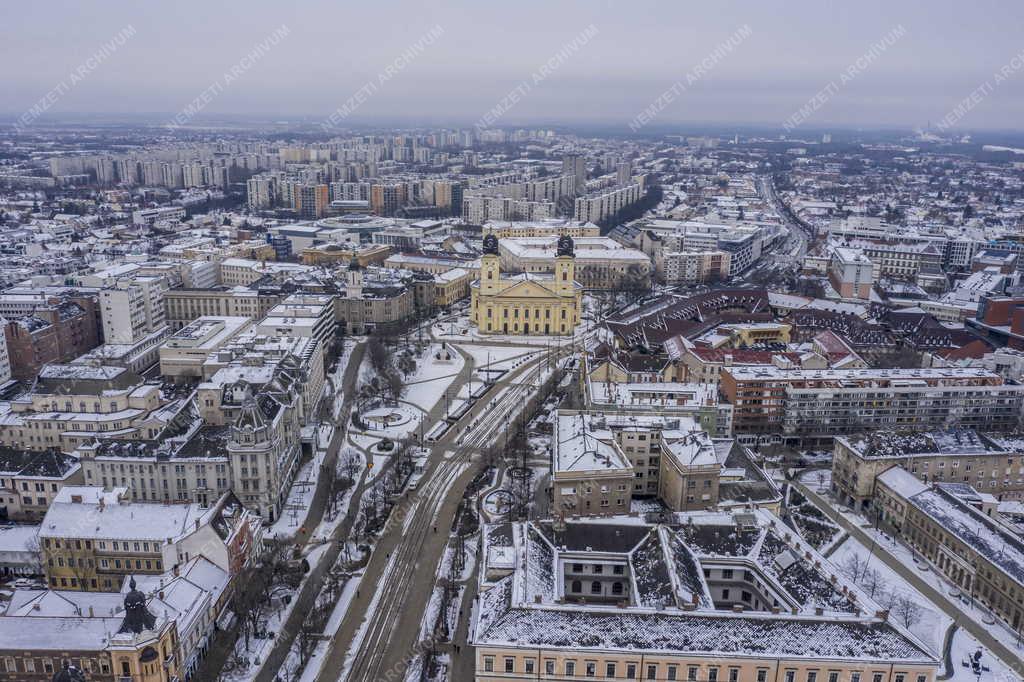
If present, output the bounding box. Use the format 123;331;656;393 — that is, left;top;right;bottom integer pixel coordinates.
483;657;493;672
627;663;637;679
586;662;596;676
647;665;658;680
566;661;576;675
807;673;817;682
828;673;839;682
545;660;555;675
785;672;796;682
708;668;719;681
504;657;514;673
667;665;678;680
873;674;883;682
757;672;768;682
607;663;617;677
894;676;905;682
524;659;535;674
729;669;740;682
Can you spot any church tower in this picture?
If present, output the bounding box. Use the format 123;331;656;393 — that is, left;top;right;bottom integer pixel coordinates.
554;234;575;296
345;255;364;297
480;233;501;295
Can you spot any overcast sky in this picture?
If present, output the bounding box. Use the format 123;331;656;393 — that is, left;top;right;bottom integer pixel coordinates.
4;0;1024;131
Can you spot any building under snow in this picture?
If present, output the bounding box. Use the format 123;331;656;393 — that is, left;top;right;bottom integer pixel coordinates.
471;510;938;681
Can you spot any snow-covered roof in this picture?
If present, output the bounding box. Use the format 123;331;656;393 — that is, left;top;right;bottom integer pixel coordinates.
474;512;935;665
40;486;215;542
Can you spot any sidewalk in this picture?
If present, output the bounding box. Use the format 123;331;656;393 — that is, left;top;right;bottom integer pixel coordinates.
795;480;1024;674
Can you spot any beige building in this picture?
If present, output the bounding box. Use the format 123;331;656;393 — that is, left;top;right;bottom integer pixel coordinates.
828;247;875;299
158;316;254;380
164;285;283;330
498;236;652;291
471;235;582;336
832;431;1024;512
662;249;731;284
38;486;260;592
335;266;416;334
552;411;724;516
0;448;83;521
472;513;938;681
874;466;1024;634
79;343;311;520
0;364;183;454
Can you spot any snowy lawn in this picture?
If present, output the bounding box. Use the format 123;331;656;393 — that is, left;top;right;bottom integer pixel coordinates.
268;450;325;540
829;535;951;654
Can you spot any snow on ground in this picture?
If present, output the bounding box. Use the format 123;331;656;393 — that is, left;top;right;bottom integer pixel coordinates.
268;450;325;539
435;317;581;347
310;449;365;543
367;451;391;482
799;467;832;492
950;628;1021;681
453;343;537;371
828;501;1024;675
402;343;465;415
297;572;365;682
830;535;950;653
357;404;423;440
330;338;361;419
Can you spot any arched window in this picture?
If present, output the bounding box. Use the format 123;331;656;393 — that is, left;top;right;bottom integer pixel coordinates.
571;580;582;593
591;581;602;594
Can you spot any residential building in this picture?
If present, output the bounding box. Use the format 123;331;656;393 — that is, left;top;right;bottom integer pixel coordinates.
832;430;1024;511
0;364;185;454
99;276;169;345
2;295;100;381
828;247;874;299
38;486;260;591
0;448;83;521
720;366;1024;445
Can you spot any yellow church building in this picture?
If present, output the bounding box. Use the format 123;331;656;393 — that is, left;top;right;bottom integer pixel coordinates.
471;234;582;335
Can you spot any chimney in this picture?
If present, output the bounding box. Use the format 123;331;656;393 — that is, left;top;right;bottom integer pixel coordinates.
88;605;94;618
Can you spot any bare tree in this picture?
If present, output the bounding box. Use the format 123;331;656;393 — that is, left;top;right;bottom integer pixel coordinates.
861;567;887;600
891;593;924;629
838;553;869;585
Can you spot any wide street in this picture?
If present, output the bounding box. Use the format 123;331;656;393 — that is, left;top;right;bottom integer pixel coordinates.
312;335;564;681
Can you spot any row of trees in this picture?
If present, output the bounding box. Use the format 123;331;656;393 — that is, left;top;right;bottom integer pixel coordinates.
837;553;924;629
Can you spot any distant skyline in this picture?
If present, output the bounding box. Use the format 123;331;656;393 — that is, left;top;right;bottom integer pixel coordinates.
4;0;1024;132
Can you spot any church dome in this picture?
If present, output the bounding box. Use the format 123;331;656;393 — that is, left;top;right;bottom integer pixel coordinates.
556;234;575;257
482;234;499;255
